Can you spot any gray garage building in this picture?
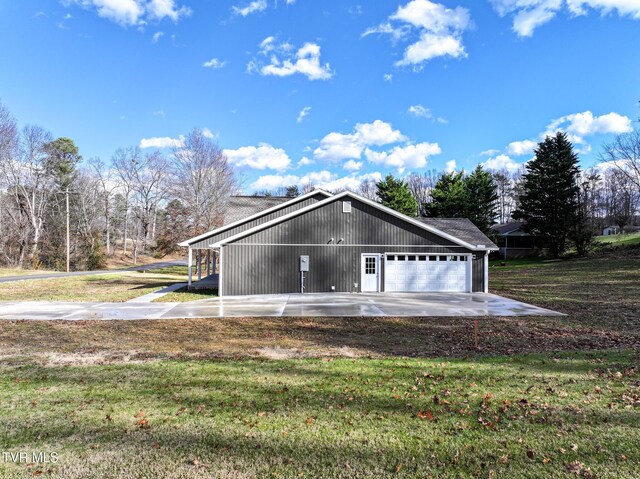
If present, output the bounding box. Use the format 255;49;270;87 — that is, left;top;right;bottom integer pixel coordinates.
179;190;498;296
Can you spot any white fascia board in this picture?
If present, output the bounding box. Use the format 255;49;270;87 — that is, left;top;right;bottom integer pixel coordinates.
211;190;491;252
177;189;333;247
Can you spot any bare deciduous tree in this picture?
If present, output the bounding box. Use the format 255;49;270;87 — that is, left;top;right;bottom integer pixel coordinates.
171;128;237;236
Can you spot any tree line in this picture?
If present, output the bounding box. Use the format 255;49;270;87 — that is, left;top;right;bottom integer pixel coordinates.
0;101;236;270
1;98;639;270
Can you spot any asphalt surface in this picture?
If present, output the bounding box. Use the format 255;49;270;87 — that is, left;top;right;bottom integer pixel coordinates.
0;292;563;320
0;260;187;284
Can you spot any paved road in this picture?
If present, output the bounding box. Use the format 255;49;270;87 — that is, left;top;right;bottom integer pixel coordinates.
0;260;187;284
0;293;564;320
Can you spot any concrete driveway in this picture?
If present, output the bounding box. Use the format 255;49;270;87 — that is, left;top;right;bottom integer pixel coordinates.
0;293;562;320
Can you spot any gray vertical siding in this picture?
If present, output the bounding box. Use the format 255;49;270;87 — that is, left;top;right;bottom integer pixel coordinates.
190;192;327;250
472;253;486;293
222;245;483;296
219;197;488;296
235;197;459;246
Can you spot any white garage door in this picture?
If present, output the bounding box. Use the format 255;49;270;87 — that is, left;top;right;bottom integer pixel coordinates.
384;254;470;292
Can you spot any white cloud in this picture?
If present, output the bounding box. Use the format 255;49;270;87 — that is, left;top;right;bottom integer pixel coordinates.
250;170;383;192
480;148;501;157
232;0;267;16
223;143;291;171
544;110;633;144
313;120;406;162
488;110;632;162
202;128;216;139
383;73;393;82
298;157;314;166
152;31;164;42
297;106;311;123
344;160;364;172
482;154;523;172
257;40;333;81
139;135;185;149
506;139;537;156
365;141;441;172
364;0;471;66
445;159;457;172
67;0;190;27
408;104;432;118
490;0;640;37
202;58;226;69
152;109;165;116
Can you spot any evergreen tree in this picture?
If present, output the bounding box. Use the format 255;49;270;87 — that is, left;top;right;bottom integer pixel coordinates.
376;174;418;217
513;132;580;257
285;185;300;198
465;165;499;235
44;137;81;190
424;171;468;218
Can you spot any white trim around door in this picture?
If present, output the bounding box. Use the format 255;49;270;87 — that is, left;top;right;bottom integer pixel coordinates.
360;253;382;292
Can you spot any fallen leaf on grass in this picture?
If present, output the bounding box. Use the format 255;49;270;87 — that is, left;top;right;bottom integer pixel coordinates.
135;418;149;429
417;410;434;421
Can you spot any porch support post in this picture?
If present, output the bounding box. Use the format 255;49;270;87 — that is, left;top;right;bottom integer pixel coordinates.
187;247;193;288
197;250;202;280
206;250;211;276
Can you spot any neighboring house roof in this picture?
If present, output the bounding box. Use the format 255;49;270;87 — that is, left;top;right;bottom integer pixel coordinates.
491;221;526;236
178;189;333;246
417;218;498;250
211;191;498;251
222;196;291;226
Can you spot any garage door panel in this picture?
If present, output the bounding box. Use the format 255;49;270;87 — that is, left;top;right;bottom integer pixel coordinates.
384;254;469;292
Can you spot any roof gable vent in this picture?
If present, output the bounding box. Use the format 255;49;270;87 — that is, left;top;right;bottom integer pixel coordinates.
342;201;352;213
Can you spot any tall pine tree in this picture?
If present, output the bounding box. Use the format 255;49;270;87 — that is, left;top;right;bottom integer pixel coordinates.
425;172;468;218
376;174;418;217
425;168;498;234
465;166;499;235
513;131;580;258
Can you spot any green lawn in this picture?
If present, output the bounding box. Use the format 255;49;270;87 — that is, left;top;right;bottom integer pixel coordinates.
155;286;218;302
0;352;637;479
0;271;188;302
0;268;55;277
0;253;639;477
594;232;640;248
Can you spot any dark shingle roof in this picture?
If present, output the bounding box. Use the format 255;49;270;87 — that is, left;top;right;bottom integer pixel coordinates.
223;196;291;226
416;218;498;249
490;221;525;235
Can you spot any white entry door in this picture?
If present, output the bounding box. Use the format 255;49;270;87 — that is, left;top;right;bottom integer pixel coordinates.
361;254;381;292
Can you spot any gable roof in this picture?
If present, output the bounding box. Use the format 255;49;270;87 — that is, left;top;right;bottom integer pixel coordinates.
491;221;526;236
211;191;498;251
178;189;333;247
222;196;291;226
417;218;498;250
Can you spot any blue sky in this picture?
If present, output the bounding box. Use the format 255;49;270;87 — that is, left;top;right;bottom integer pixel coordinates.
0;0;638;192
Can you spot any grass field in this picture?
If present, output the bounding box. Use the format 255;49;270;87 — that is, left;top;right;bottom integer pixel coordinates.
0;268;55;277
594;232;640;249
0;271;187;302
0;253;638;477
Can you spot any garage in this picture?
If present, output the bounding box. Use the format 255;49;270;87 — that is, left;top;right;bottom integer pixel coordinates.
384;254;471;292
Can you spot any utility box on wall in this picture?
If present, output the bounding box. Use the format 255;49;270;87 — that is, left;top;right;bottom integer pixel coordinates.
299;255;309;272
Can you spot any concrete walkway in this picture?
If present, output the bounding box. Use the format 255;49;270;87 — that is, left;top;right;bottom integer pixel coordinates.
126;282;187;303
0;293;563;320
0;260;187;284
